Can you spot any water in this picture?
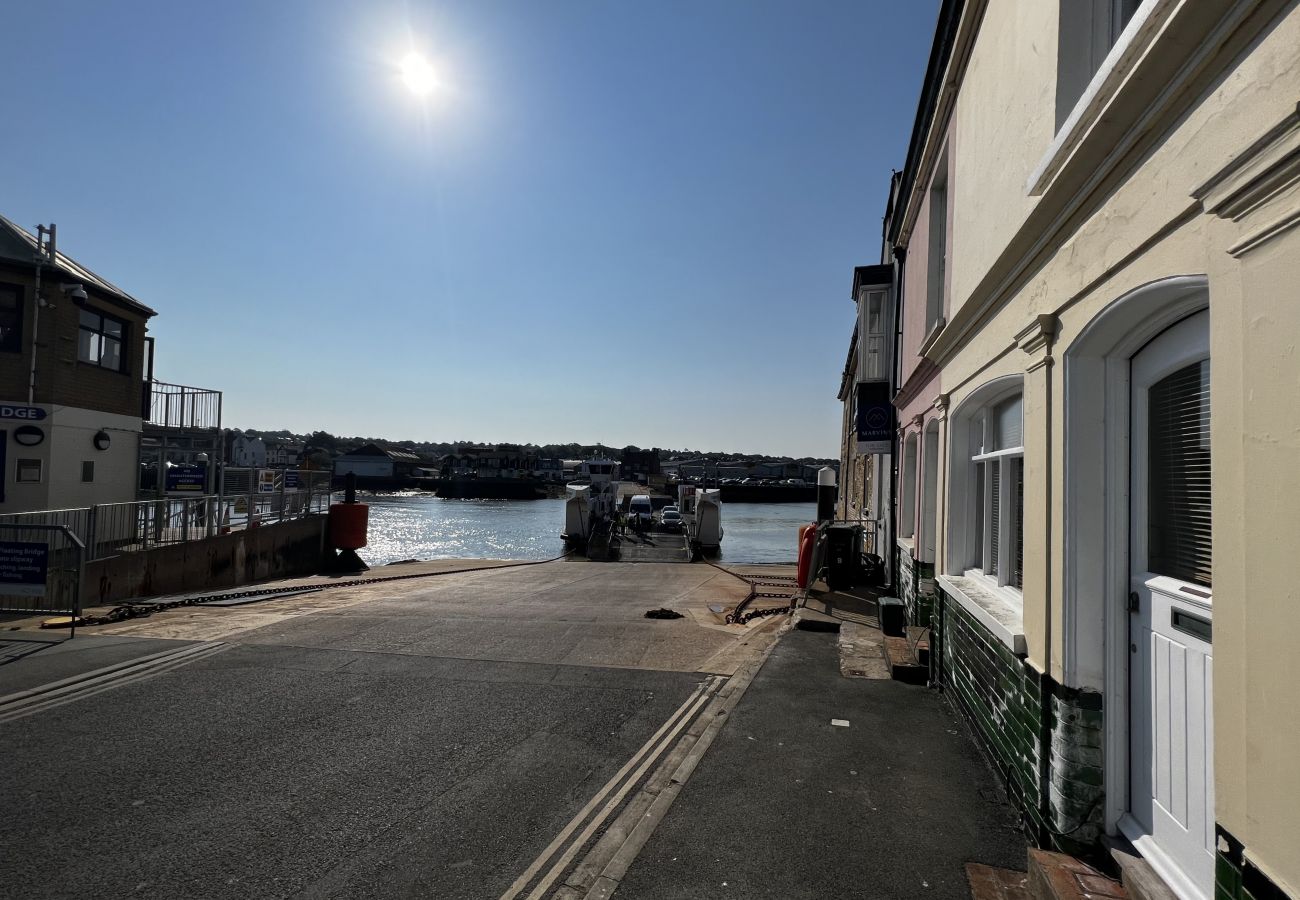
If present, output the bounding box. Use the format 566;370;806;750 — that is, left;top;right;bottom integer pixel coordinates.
356;493;814;566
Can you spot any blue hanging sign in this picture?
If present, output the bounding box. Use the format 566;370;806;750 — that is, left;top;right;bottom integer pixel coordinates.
855;381;894;454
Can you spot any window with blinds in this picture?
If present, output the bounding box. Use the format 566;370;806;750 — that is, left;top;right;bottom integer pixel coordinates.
989;465;1001;577
1148;359;1211;587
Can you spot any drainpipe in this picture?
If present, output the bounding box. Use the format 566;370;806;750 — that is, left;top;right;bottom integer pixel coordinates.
28;225;55;405
888;246;907;594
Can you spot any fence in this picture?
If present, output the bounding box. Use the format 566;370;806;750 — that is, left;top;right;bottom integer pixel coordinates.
145;380;222;429
0;523;84;620
0;469;333;564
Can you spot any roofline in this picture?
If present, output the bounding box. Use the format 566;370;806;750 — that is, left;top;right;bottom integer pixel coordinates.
886;0;965;248
0;216;158;317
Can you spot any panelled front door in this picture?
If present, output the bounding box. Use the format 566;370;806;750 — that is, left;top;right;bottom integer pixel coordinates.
1123;309;1214;899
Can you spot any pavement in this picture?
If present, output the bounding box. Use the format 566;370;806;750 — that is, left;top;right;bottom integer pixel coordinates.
613;627;1026;900
0;560;1025;899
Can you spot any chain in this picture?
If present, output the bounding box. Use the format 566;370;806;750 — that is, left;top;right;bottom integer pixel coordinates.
56;551;577;629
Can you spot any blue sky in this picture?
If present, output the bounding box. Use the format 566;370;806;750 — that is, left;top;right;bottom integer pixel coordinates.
2;0;938;457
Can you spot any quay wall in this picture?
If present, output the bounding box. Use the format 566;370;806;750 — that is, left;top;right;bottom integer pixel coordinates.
84;516;328;605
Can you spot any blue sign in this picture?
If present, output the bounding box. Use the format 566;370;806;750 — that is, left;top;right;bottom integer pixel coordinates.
0;403;46;422
284;470;301;490
165;464;207;494
855;381;893;454
0;540;49;597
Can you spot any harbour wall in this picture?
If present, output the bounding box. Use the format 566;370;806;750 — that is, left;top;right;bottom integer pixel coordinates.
84;516;328;605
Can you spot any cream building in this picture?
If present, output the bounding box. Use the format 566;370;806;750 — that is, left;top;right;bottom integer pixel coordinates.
841;1;1300;897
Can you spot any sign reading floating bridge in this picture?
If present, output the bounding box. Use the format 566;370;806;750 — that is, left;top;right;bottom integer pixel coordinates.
0;540;49;597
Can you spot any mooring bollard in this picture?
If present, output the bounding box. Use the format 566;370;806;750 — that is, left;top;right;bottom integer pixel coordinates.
328;472;369;573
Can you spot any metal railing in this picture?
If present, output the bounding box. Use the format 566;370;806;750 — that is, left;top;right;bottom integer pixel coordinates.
145;380;222;429
0;470;333;563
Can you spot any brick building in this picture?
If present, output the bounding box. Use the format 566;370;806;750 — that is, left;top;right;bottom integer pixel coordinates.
0;217;155;512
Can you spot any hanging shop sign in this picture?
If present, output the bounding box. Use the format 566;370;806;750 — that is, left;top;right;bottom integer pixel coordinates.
0;540;49;598
0;403;47;421
855;380;894;454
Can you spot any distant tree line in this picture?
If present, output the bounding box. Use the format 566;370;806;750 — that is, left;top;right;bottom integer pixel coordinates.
229;428;836;466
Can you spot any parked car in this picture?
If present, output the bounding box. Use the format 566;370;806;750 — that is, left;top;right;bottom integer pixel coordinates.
659;509;683;532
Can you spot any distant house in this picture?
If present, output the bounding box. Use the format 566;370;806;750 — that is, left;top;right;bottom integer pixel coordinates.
265;441;303;467
535;458;564;483
333;443;421;480
228;434;267;467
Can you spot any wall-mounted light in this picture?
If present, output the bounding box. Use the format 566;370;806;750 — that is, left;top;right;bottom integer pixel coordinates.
14;425;44;447
93;430;112;451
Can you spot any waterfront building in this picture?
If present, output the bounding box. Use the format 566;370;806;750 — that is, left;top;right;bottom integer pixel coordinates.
0;217;156;513
265;441;303;468
839;2;1300;897
333;443;421;481
441;444;537;480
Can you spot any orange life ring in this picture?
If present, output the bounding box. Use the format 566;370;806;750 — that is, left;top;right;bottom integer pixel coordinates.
796;523;817;588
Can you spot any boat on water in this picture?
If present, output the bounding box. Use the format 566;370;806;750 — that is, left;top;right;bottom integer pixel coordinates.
562;460;724;561
562;458;623;560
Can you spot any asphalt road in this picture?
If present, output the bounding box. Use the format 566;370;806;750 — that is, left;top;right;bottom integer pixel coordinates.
0;562;763;900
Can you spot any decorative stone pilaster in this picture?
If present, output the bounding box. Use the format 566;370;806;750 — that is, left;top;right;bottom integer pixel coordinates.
1015;314;1060;372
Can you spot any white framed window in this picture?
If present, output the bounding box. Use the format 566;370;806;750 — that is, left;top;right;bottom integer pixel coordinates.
967;395;1023;589
900;434;918;539
925;149;949;336
1055;0;1143;130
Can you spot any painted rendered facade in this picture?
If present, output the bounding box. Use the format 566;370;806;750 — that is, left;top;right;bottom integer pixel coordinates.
843;2;1300;897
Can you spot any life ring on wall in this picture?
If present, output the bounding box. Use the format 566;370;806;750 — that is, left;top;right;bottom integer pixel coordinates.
796;523;817;588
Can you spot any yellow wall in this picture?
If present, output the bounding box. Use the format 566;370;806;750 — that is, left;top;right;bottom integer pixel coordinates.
919;1;1300;891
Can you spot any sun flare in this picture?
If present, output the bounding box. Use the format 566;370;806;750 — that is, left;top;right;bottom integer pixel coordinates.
400;52;438;96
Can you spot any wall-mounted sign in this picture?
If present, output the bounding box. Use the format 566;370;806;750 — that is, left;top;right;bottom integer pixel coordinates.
13;425;44;447
284;470;301;491
165;464;207;494
258;469;277;493
855;381;893;455
0;403;46;422
0;540;48;598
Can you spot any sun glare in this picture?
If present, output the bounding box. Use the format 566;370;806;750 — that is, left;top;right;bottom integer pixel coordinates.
400;52;438;96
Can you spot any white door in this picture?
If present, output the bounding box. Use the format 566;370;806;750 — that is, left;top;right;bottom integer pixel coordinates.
1122;309;1214;899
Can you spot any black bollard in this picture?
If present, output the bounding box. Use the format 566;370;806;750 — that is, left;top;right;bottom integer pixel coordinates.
816;466;837;523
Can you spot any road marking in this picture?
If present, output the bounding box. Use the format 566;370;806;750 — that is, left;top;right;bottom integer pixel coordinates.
499;675;722;900
831;718;850;727
558;616;792;900
0;641;231;723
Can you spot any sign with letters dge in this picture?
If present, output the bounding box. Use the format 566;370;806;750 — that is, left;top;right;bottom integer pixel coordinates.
0;403;47;421
0;540;49;597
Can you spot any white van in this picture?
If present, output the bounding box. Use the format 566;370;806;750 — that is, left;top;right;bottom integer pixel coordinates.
628;495;654;527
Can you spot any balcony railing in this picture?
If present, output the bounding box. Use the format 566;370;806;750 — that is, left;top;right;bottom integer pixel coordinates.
143;380;222;430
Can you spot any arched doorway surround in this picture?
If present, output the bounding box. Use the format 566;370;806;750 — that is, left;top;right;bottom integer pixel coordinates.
1060;274;1210;840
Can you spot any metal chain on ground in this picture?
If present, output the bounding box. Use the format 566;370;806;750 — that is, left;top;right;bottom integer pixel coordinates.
696;558;800;625
54;551;578;629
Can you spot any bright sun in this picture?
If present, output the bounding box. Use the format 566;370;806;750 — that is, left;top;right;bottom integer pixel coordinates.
400;52;438;96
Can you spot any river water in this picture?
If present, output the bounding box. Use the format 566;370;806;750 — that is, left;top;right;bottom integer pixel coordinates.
358;493;814;566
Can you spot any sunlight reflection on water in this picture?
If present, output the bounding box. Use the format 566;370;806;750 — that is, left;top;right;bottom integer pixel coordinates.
356;493;815;566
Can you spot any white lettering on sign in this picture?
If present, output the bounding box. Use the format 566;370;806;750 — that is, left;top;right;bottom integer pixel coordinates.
0;404;47;421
